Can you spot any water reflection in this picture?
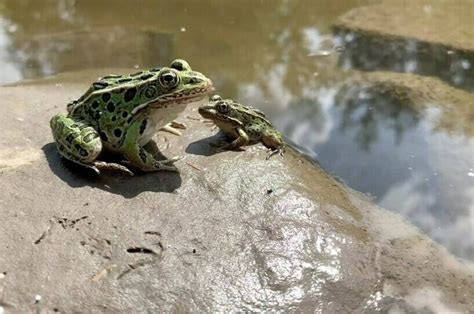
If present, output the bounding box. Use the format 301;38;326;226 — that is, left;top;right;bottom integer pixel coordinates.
334;21;474;92
274;84;474;259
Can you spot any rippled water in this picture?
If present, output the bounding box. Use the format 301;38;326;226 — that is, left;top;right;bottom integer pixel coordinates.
0;0;472;260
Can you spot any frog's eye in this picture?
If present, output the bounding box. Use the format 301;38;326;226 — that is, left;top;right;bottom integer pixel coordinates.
170;59;191;71
158;70;179;89
210;95;222;102
217;102;230;114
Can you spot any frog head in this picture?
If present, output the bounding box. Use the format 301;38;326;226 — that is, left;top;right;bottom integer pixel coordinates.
197;95;244;128
132;59;213;114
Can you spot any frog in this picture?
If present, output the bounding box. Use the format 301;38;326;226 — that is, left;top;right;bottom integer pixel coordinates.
198;95;284;159
50;59;213;175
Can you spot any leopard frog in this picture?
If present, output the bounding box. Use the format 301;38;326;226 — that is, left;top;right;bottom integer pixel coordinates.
198;95;284;158
50;59;213;174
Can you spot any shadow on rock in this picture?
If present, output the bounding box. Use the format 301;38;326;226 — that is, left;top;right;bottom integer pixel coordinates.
42;142;182;198
185;132;224;156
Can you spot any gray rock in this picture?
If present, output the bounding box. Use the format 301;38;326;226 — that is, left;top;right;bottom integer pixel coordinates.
0;71;473;312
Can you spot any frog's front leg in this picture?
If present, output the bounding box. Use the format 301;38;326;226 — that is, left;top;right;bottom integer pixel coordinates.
214;127;249;152
50;114;133;175
121;120;181;172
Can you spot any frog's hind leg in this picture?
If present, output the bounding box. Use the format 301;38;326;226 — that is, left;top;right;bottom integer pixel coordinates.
262;132;285;160
49;114;111;174
50;114;134;175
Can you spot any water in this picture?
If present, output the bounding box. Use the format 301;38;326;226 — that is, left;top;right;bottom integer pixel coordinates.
0;0;472;260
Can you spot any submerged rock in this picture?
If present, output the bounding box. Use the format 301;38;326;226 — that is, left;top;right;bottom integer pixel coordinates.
0;71;472;312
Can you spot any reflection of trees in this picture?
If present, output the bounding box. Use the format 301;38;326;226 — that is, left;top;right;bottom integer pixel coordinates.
334;26;474;92
334;83;419;151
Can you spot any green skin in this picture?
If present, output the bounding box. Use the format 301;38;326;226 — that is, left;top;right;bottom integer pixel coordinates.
50;59;213;175
198;95;284;158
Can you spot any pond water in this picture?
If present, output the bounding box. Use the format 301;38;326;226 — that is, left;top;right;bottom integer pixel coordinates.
0;0;472;260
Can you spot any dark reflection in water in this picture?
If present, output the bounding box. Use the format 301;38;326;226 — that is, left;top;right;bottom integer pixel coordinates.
0;0;473;260
334;28;474;92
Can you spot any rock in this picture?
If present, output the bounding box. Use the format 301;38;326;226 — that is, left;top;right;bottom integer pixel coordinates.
0;71;472;312
333;0;474;92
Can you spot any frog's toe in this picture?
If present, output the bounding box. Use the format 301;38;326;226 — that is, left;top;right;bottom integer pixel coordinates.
160;155;185;165
266;146;285;160
154;161;180;172
159;121;186;136
94;161;134;176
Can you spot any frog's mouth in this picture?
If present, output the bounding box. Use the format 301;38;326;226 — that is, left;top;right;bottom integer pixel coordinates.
197;105;218;120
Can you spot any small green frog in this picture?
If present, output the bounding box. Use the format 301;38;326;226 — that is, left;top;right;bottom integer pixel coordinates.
50;59;213;175
198;95;284;158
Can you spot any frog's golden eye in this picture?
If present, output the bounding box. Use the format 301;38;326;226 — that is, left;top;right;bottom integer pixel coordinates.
158;70;179;89
217;102;230;114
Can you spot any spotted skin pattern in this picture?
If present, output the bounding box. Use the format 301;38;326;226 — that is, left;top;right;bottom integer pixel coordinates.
50;59;213;174
198;95;284;158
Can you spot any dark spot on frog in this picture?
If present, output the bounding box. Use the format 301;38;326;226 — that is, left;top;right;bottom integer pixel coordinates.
93;111;101;120
122;111;129;118
192;249;196;254
127;116;133;124
138;147;148;163
107;102;115;112
124;87;137;102
91;101;100;109
98;130;108;142
111;116;117;122
150;66;161;72
171;62;183;71
101;93;111;102
114;128;122;138
140;73;153;80
118;78;132;83
66;133;75;144
139;120;147;135
74;144;88;157
266;189;273;195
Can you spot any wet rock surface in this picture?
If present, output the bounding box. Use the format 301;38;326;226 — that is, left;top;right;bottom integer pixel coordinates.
0;72;473;312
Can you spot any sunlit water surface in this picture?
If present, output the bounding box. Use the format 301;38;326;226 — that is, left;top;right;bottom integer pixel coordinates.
0;0;472;260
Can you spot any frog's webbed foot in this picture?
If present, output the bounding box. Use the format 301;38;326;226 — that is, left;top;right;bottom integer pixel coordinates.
159;121;187;136
266;146;285;160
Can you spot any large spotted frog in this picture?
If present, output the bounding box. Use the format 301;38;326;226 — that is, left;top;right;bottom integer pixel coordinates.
50;59;213;174
198;95;284;158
